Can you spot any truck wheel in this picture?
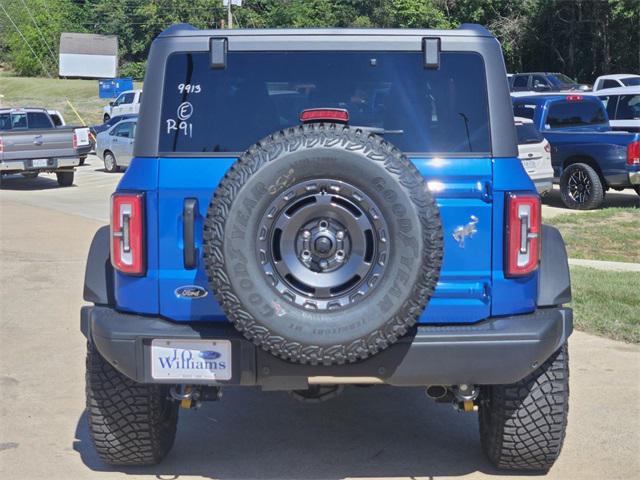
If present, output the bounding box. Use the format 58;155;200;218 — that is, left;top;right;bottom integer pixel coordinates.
103;151;118;172
559;163;604;209
85;343;178;466
479;343;569;472
79;156;86;166
56;171;74;187
204;123;443;365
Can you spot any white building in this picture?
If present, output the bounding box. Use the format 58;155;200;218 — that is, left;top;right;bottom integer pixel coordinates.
59;33;118;79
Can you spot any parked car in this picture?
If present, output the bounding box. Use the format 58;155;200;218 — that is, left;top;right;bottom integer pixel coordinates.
514;117;553;195
513;94;640;208
592;74;640;91
595;86;640;132
95;117;137;172
510;72;590;93
0;107;91;186
81;24;574;472
90;113;138;137
102;89;142;122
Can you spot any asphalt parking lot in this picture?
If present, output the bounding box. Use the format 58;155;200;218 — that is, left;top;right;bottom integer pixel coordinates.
1;156;639;480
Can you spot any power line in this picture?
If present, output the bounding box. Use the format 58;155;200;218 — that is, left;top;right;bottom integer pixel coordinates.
0;3;53;78
20;0;58;64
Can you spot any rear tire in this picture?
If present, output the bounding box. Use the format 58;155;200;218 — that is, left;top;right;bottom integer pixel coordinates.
479;343;569;472
103;151;118;173
56;171;74;186
85;343;178;466
79;156;86;166
559;163;604;209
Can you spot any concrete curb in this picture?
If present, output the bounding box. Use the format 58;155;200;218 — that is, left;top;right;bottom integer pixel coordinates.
569;258;640;272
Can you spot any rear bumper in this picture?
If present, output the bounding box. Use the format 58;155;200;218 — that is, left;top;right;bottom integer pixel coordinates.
0;157;79;172
534;177;553;195
81;305;572;390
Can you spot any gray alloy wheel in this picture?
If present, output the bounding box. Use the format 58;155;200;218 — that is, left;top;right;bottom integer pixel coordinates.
103;151;118;173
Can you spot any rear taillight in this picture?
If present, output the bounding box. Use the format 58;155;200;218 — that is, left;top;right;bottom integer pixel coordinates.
0;138;3;153
627;141;640;166
111;193;145;275
544;142;551;153
505;193;540;277
72;131;78;149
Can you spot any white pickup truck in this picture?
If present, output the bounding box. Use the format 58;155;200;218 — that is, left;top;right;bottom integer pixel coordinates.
0;108;91;186
102;89;142;122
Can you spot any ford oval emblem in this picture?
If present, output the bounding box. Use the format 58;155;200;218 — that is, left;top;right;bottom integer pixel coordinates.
199;351;221;360
175;285;208;299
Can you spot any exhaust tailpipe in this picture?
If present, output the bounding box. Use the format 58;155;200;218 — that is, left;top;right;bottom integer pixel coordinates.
425;385;448;400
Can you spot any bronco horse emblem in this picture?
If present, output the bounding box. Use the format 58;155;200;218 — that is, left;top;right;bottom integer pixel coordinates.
453;215;479;248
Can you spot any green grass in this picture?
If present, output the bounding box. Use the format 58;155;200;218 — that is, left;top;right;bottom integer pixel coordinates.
0;74;142;125
570;266;640;343
544;208;640;263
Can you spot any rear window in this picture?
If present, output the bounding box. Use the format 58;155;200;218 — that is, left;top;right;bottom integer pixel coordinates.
615;94;640;120
621;77;640;87
27;112;53;129
546;100;606;128
160;51;491;155
513;103;536;120
515;123;543;144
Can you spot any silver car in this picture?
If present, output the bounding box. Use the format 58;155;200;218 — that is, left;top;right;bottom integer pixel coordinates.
96;118;137;172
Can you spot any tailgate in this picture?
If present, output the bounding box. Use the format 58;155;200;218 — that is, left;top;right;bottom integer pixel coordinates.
156;156;493;324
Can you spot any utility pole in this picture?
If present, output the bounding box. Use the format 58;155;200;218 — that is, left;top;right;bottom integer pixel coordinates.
227;0;233;29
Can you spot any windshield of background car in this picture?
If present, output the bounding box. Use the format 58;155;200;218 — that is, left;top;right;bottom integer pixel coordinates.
515;123;544;144
160;51;491;155
548;73;576;86
621;77;640;87
546;100;606;128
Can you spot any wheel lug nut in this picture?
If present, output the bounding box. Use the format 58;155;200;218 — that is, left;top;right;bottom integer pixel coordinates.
320;259;328;269
336;231;344;239
302;230;311;239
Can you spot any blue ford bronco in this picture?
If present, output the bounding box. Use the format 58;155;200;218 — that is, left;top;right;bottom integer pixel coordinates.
81;24;573;471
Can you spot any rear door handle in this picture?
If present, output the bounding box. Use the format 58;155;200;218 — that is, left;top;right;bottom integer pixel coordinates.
183;198;197;269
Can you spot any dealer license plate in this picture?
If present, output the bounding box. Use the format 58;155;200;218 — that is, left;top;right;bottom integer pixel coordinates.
151;339;232;381
522;159;537;171
32;159;48;168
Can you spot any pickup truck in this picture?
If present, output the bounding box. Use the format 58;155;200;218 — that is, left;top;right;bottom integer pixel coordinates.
513;94;640;208
0;108;91;186
102;89;142;122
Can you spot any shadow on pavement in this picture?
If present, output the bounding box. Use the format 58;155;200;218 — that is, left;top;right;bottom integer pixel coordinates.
0;174;75;191
543;188;640;209
73;386;505;479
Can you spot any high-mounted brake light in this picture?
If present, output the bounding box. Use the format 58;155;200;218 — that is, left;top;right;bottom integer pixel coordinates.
565;95;583;101
505;193;540;277
627;141;640;166
300;108;349;124
111;193;145;275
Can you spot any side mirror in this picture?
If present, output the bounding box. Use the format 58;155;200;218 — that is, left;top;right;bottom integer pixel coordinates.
109;101;115;107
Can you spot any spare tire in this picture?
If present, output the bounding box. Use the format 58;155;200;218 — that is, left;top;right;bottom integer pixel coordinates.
203;123;443;365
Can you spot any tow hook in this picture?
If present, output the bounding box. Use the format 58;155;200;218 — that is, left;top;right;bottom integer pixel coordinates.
453;384;479;412
169;385;222;409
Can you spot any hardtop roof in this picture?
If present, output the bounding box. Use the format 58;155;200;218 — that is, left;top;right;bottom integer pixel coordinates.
158;23;493;39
